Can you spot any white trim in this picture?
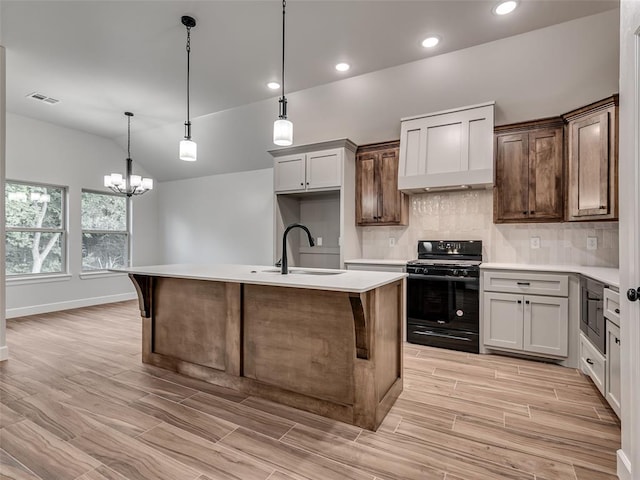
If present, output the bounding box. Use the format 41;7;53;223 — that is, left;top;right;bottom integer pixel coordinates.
79;271;127;280
0;346;8;362
400;100;495;121
617;449;632;480
5;292;136;319
6;273;72;286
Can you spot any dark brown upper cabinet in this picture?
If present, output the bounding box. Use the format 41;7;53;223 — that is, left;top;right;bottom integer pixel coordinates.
494;118;564;223
562;95;618;221
356;141;409;226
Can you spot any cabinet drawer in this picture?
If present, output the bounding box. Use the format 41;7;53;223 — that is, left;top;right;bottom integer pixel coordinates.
483;271;568;297
579;332;606;396
604;288;620;326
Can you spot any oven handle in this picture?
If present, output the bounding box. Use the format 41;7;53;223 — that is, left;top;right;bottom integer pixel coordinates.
412;330;473;341
407;274;478;282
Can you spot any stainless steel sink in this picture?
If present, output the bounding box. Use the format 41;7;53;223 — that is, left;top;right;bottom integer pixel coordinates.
260;268;344;276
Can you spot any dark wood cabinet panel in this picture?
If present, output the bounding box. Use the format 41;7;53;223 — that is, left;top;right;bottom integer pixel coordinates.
493;119;564;223
529;128;564;220
356;141;408;226
564;96;618;221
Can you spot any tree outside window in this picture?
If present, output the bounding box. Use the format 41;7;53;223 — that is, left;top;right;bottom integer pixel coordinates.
81;191;129;271
5;182;66;275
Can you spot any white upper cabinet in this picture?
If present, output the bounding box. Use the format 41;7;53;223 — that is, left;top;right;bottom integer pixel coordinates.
273;146;345;193
398;102;495;192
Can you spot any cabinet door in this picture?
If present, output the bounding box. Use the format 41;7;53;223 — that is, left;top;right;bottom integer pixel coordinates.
356;152;379;225
306;150;342;190
569;111;611;218
494;133;529;222
274;155;306;192
523;295;568;357
606;321;621;417
528;127;563;221
378;148;406;224
483;292;523;350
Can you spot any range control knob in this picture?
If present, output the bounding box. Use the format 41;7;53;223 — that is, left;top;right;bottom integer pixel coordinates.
452;269;459;277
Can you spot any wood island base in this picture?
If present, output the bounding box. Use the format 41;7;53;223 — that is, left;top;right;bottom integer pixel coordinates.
129;274;403;431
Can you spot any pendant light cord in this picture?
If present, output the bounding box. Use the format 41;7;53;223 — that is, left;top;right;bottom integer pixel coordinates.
281;0;286;101
186;25;192;138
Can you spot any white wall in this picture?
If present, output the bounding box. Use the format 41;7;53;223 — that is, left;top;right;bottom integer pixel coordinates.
4;113;160;318
158;168;273;265
132;10;620;182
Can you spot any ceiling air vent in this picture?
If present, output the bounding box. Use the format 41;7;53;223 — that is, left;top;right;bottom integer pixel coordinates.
26;92;60;105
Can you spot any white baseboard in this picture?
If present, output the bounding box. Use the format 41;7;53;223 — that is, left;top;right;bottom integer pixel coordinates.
617;449;632;480
0;346;8;361
6;293;137;319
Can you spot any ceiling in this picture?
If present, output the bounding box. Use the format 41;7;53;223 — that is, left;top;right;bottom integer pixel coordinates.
1;0;619;179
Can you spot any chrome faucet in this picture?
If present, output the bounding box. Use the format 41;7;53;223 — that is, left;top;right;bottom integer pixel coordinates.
281;223;315;274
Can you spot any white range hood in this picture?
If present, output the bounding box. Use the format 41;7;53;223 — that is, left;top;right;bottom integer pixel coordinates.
398;102;495;193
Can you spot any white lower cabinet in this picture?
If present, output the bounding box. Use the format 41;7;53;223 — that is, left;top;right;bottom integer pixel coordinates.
484;292;568;357
605;320;621;417
580;332;606;396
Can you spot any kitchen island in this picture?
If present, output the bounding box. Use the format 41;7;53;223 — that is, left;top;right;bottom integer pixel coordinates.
120;264;405;430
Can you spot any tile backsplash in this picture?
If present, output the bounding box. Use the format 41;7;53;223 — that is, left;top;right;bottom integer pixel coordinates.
360;190;619;267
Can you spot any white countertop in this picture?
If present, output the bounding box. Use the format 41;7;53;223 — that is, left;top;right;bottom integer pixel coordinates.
344;258;409;266
480;263;620;288
114;264;407;294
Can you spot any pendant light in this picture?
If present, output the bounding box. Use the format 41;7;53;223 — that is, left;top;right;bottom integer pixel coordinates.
104;112;153;196
273;0;293;146
180;15;197;161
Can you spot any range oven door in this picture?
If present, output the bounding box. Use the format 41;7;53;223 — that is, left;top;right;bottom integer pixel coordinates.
406;273;480;353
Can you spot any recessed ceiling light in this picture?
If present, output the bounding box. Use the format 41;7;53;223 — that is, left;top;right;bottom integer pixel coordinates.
421;36;440;48
493;0;518;15
267;82;280;90
335;63;350;72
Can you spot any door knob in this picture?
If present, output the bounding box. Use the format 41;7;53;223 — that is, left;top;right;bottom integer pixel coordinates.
628;287;640;302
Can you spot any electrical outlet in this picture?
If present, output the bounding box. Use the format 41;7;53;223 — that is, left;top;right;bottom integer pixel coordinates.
316;237;323;246
587;236;598;250
389;237;396;247
530;236;541;249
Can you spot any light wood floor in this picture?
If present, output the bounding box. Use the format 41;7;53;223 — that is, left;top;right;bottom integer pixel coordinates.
0;301;620;480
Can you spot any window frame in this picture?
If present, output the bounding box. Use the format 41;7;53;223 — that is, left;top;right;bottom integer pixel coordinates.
5;179;68;278
80;189;131;272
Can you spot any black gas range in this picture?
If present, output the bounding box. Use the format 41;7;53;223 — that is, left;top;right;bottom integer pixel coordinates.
406;240;482;353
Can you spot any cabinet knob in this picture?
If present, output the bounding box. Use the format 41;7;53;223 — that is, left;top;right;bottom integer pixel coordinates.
530;211;535;215
306;182;309;185
525;300;530;305
615;308;620;314
599;205;607;210
517;300;522;304
586;358;594;365
522;211;528;215
300;182;304;186
615;337;620;345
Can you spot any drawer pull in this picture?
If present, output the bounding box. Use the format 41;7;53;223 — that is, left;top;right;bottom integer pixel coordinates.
586;358;594;365
615;337;620;345
615;308;620;314
517;282;530;286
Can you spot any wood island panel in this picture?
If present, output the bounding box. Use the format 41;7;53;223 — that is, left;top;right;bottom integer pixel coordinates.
243;285;355;405
128;274;403;431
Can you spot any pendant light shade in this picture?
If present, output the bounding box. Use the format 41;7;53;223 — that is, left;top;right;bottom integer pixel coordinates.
273;118;293;146
179;139;197;161
273;0;292;146
180;15;197;161
103;112;153;197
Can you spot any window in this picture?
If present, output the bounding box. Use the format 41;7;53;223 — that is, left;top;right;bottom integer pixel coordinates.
5;181;66;276
81;191;129;271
